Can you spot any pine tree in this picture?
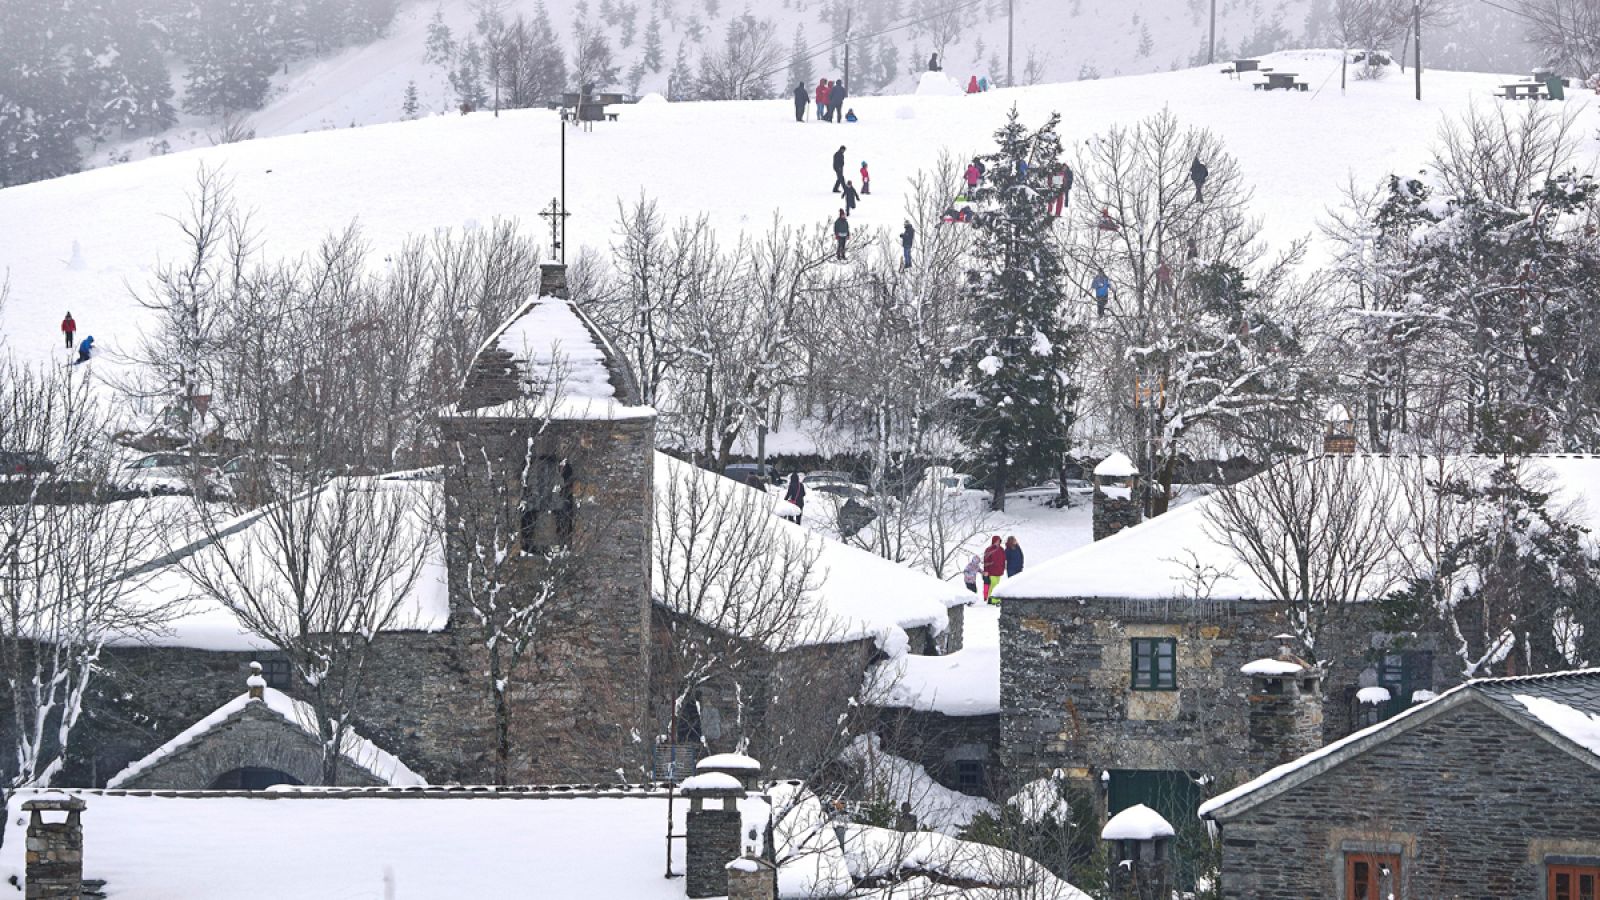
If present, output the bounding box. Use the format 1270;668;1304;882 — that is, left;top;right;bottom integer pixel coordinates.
1137;23;1154;58
182;0;281;116
450;37;489;108
668;43;695;99
947;108;1080;511
402;80;421;118
425;4;455;66
786;24;813;88
643;15;666;72
529;3;569;98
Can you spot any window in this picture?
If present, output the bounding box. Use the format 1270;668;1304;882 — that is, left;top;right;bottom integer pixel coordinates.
259;659;293;690
1550;863;1600;900
956;760;985;793
1346;852;1401;900
520;457;574;552
1378;650;1434;706
1130;638;1177;691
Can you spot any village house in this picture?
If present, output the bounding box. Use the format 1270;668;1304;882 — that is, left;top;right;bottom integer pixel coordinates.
1200;668;1600;899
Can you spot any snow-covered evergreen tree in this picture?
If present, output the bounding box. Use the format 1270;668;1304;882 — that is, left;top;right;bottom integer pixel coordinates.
402;80;420;118
787;24;814;88
451;37;489;108
643;15;666;72
425;4;455;66
182;0;281;116
948;108;1080;511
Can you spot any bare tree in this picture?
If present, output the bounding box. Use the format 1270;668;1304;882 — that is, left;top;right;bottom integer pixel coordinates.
1203;455;1404;661
1521;0;1600;78
911;0;964;61
0;362;181;786
696;13;783;100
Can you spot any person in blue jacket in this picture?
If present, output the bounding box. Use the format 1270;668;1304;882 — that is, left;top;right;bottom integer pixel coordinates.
75;335;95;364
1091;273;1111;317
1005;536;1024;576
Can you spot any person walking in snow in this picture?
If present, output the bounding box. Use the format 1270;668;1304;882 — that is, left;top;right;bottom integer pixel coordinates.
901;221;915;269
61;312;75;349
1047;165;1073;216
1005;536;1025;577
784;472;806;523
829;80;848;121
859;161;871;195
833;210;850;261
967;75;980;94
963;161;981;195
832;145;848;193
75;335;94;365
842;179;860;216
793;82;809;122
1091;272;1111;316
982;535;1006;604
816;79;831;121
1190;156;1209;202
962;554;981;593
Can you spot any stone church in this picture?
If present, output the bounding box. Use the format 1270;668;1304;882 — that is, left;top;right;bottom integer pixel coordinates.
39;263;964;791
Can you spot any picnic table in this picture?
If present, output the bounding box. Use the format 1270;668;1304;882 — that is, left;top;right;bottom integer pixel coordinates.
1500;81;1549;100
1255;71;1308;92
1233;58;1262;73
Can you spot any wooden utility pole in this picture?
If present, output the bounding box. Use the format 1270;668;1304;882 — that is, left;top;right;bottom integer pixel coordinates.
1007;0;1015;85
843;8;852;90
1413;0;1422;101
1208;0;1217;64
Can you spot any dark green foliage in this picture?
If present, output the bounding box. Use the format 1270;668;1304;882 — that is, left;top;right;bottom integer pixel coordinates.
946;107;1080;507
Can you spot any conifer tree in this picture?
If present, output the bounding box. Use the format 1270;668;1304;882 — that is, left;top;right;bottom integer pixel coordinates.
402;80;421;118
643;15;666;72
669;43;696;99
948;108;1080;511
451;37;489;108
787;24;814;88
425;5;455;66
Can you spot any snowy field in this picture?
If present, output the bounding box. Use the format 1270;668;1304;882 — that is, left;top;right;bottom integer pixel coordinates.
3;52;1591;402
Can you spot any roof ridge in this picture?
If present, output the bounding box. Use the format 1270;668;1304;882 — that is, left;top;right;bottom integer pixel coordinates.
1468;667;1600;687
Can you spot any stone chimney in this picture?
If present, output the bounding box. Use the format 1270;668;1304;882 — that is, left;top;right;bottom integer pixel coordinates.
682;758;757;899
539;263;569;299
725;855;777;900
1243;637;1323;771
1323;403;1357;454
246;661;266;700
1102;803;1173;900
1092;452;1142;541
23;794;85;900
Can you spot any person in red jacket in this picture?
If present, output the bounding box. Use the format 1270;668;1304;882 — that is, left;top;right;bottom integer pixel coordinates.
816;79;831;121
60;311;76;349
967;75;981;94
982;535;1006;604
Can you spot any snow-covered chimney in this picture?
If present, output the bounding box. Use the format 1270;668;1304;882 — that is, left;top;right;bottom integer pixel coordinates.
681;762;754;899
725;854;776;900
1323;403;1357;454
1102;803;1173;900
246;661;266;701
23;793;85;900
1243;637;1323;771
1092;452;1142;541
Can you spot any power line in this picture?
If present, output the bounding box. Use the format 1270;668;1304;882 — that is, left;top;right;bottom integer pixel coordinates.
758;0;993;87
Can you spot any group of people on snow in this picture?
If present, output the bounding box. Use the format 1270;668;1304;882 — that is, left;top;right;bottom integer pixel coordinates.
797;78;853;123
965;535;1024;603
61;312;93;364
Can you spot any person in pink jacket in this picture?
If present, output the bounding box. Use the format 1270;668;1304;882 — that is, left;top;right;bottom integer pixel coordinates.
964;162;981;194
967;75;980;94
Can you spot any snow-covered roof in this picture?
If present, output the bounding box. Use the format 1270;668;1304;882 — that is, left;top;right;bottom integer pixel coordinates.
867;603;999;716
836;734;997;833
654;454;964;653
697;752;763;771
1100;804;1175;841
112;476;448;651
1200;668;1600;821
466;287;654;421
1006;776;1074;825
1092;452;1138;478
107;686;424;789
0;787;766;900
998;454;1600;603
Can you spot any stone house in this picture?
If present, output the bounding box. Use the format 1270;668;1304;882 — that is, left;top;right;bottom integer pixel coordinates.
31;263;966;790
1200;668;1600;899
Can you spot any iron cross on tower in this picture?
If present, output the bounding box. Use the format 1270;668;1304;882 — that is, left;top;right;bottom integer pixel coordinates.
538;197;570;264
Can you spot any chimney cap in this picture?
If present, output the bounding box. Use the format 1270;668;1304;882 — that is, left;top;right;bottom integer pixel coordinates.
22;793;85;813
246;660;267;699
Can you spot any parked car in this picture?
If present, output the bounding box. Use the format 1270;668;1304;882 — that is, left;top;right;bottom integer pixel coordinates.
121;452;227;497
0;451;56;479
723;462;781;486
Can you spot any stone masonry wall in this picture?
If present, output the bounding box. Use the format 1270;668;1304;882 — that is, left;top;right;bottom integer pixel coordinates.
876;707;1000;797
1215;698;1600;899
686;807;742;898
998;596;1442;795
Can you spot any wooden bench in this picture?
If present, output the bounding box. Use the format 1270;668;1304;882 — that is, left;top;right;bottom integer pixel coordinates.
606;112;619;121
1221;67;1235;78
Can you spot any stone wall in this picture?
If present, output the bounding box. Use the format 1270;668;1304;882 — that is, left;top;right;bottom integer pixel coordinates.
1214;698;1600;899
1091;488;1142;542
998;596;1448;795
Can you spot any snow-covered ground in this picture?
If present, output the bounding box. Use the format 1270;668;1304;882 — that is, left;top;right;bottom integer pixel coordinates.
5;52;1588;403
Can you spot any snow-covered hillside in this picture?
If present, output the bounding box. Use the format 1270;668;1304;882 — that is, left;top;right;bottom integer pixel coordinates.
4;53;1593;390
100;0;1540;166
